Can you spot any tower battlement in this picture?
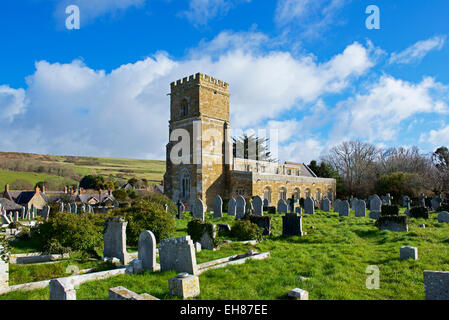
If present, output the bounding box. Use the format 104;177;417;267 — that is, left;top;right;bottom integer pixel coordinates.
170;73;229;90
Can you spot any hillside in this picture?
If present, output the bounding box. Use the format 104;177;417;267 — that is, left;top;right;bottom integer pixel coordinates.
0;151;166;190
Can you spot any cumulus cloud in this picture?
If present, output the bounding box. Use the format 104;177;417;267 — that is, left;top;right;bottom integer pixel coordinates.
0;85;26;122
182;0;251;26
275;0;350;38
389;36;447;65
420;125;449;148
0;32;376;162
330;75;449;144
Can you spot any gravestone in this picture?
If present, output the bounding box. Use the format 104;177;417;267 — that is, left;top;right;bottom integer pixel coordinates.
354;200;366;217
419;193;427;207
192;199;205;221
103;217;128;265
377;217;409;232
213;195;223;218
263;199;269;207
236;196;246;219
304;197;315;215
295;207;302;214
49;278;76;300
138;231;157;271
400;246;418;260
403;196;410;207
334;199;341;213
370;195;382;217
438;211;449;223
228;198;236;216
277;199;288;214
59;202;64;213
339;200;350;217
253;196;263;216
424;271;449;300
321;198;331;212
282;213;304;237
71;203;77;214
176;200;184;219
159;236;198;275
247;215;271;236
169;273;200;299
0;246;8;293
431;198;442;211
200;224;217;250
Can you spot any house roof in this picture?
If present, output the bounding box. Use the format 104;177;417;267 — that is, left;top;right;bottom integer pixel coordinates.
0;198;23;211
77;192;115;204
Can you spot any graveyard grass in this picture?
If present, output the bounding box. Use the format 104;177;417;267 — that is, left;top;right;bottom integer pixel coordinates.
1;209;449;300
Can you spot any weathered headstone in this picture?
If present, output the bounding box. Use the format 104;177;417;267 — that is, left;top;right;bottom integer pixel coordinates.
176;200;185;219
0;246;8;294
228;198;236;216
199;224;217;250
213;195;223;218
438;211;449;223
49;278;76;300
424;271;449;300
192;198;205;221
400;246;418;260
277;199;288;214
103;217;128;265
321;198;331;212
236;196;246;219
354;199;366;217
247;215;271;236
282;213;304;237
159;236;198;275
339;200;350;217
370;195;382;212
288;288;309;300
169;273;200;299
334;199;342;213
252;196;263;216
431;198;442;211
59;202;64;213
377;217;408;232
263;199;269;207
138;231;157;271
304;197;314;215
419;193;427;207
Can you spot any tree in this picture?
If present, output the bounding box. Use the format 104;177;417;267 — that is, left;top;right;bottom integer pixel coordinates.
79;175;105;190
232;134;275;162
375;172;421;201
431;146;449;195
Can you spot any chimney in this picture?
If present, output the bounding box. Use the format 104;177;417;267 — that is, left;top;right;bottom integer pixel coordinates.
5;184;9;193
35;186;40;195
64;186;68;194
42;185;46;193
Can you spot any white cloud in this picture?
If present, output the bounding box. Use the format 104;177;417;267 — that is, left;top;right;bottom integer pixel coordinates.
275;0;350;38
0;85;26;122
182;0;251;26
331;75;449;144
0;32;375;161
389;36;446;65
420;125;449;148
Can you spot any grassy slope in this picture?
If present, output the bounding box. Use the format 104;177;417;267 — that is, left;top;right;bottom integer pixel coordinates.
0;151;166;185
0;170;77;190
1;209;448;300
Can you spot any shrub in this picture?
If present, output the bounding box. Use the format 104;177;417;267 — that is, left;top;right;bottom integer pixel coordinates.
111;199;175;245
243;214;271;235
143;193;176;215
187;219;218;246
39;213;104;258
113;189;129;202
231;220;263;242
381;205;399;216
409;207;429;219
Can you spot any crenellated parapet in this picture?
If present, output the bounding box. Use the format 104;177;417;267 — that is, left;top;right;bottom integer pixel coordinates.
171;73;229;91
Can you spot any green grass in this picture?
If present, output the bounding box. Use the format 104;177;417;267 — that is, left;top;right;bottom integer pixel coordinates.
1;209;448;300
0;170;76;190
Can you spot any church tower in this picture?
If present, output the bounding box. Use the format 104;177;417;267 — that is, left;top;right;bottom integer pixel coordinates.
164;73;231;210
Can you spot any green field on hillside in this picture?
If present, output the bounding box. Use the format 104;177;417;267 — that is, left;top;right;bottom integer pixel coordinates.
0;170;77;190
1;209;448;300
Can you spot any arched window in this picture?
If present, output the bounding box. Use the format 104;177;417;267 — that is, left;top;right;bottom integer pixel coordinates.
279;187;287;201
179;169;191;200
263;187;272;204
181;99;189;117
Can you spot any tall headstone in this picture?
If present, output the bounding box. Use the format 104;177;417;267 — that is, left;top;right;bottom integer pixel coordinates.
103;217;128;265
192;199;205;221
59;202;64;213
138;231;157;271
304;197;315;215
159;236;198;275
282;213;304;237
228;198;236;216
339;200;350;217
213;195;223;218
354;199;366;217
321;198;331;212
236;196;246;219
252;196;263;216
334;199;342;213
176;200;185;219
0;245;8;294
419;193;427;207
370;195;382;212
277;199;288;214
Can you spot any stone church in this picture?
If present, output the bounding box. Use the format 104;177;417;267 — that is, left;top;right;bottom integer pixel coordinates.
163;73;336;210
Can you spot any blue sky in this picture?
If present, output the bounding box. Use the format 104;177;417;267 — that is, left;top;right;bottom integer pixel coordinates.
0;0;448;162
